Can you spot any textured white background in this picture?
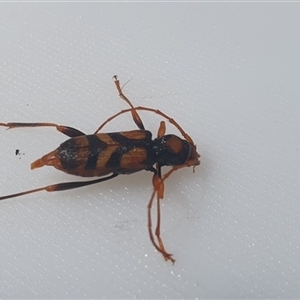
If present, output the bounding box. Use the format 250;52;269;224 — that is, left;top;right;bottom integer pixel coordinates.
1;3;300;299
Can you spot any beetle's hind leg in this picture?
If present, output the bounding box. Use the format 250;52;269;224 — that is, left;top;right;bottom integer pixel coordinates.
0;122;85;137
0;173;119;201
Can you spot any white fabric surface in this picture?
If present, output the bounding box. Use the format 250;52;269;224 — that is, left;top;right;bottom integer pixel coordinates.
1;3;300;299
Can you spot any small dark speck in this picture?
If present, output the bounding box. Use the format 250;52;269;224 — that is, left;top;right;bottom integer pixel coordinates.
15;149;25;157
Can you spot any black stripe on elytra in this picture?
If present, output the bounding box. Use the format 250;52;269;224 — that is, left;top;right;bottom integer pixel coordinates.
105;144;136;169
57;138;80;170
105;132;151;169
85;135;108;170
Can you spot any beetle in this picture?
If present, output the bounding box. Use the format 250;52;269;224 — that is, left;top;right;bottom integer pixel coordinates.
0;76;200;263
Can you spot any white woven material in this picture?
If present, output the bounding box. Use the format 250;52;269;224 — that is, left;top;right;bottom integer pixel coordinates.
1;3;300;298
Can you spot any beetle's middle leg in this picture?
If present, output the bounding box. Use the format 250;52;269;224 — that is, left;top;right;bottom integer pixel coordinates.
94;76;145;134
0;122;85;137
113;75;145;130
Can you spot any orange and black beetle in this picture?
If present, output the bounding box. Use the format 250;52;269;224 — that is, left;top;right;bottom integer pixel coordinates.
0;76;200;263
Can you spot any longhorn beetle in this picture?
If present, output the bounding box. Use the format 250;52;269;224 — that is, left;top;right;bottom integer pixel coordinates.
0;76;201;263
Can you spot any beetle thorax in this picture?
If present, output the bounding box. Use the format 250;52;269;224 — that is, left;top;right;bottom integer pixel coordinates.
153;134;192;166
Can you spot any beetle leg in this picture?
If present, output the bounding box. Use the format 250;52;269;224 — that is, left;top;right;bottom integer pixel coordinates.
93;105;195;146
147;162;191;263
148;168;175;264
0;173;118;201
152;122;173;260
157;121;166;138
95;76;195;141
0;122;85;137
154;166;170;257
138;106;195;145
113;75;145;130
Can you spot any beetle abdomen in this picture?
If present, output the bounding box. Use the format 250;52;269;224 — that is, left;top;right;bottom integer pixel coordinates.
31;130;154;177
